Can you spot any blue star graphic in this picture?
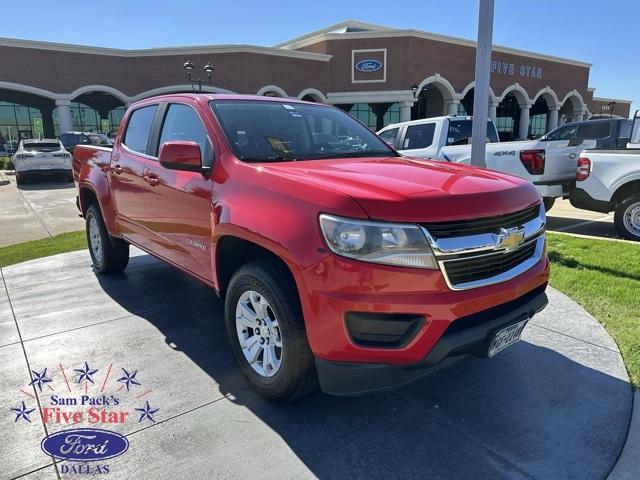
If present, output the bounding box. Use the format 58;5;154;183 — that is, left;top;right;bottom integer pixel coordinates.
74;362;98;384
11;401;36;423
29;368;52;392
117;368;141;391
135;401;159;423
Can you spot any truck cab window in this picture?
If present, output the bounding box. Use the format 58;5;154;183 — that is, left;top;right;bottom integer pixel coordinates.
545;124;577;141
404;124;435;149
123;105;158;155
159;104;211;164
378;128;399;148
576;122;611;140
447;120;498;145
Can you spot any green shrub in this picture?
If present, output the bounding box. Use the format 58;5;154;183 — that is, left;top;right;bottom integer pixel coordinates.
0;157;14;170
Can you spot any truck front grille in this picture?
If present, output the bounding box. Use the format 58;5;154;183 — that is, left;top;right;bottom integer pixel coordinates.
442;240;538;287
422;204;540;239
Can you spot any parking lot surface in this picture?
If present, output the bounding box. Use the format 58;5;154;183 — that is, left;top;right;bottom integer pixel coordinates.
0;177;82;247
0;249;631;480
546;198;618;239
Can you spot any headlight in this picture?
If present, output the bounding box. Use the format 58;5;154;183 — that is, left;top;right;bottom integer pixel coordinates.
319;214;438;269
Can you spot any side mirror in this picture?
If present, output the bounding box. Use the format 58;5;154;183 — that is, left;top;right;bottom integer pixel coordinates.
159;141;204;172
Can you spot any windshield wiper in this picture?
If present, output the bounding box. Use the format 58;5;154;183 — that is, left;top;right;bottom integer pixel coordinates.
241;155;296;163
303;150;392;160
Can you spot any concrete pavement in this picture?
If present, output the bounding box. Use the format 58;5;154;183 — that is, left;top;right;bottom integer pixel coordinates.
546;198;619;239
0;249;632;480
0;174;82;247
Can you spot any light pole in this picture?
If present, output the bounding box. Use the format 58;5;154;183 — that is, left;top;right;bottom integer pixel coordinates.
470;0;495;167
183;60;215;93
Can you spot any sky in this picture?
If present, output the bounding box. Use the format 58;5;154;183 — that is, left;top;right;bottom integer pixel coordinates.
3;0;638;114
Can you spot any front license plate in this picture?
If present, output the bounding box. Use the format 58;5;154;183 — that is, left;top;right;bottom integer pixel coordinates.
488;319;528;357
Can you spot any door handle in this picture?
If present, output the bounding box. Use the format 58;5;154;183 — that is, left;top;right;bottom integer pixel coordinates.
113;164;123;174
144;174;159;186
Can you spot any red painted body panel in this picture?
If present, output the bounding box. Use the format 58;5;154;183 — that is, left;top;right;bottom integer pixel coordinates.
73;93;549;366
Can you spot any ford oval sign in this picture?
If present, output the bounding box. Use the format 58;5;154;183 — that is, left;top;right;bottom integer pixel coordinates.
355;59;383;72
41;428;129;462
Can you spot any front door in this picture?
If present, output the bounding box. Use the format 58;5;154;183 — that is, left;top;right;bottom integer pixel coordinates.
142;102;215;282
110;104;159;248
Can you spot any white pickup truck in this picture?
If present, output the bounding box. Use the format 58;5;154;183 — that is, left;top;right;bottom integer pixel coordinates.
569;111;640;240
378;116;586;210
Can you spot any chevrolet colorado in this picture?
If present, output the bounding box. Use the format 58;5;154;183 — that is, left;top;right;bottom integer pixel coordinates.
73;94;549;400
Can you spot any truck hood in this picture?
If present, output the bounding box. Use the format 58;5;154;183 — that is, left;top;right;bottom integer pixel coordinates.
263;156;541;222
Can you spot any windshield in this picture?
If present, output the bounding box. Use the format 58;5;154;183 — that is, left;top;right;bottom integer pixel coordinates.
210;100;396;162
23;142;60;152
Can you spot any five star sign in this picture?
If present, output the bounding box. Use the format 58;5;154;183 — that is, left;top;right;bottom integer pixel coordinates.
117;368;141;391
135;401;159;423
74;362;98;384
11;401;35;423
29;368;52;392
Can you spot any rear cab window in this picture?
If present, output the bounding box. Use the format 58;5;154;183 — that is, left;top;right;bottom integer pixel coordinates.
447;120;498;145
123;105;159;155
576;122;611;140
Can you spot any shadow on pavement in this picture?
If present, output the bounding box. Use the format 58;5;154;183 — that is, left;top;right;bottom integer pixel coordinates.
96;253;630;480
16;179;75;191
546;215;619;239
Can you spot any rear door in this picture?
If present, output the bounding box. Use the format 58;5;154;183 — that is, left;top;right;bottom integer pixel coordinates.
142;102;215;282
110;104;159;248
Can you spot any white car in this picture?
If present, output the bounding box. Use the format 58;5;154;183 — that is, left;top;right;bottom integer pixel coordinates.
570;111;640;240
12;139;73;185
378;116;586;210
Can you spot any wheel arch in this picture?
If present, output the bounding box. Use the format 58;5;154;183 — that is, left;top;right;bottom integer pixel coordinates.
611;179;640;208
215;235;300;300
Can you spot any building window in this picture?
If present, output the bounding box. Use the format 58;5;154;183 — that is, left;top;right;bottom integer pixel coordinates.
382;103;400;127
53;103;126;136
348;103;377;129
0;101;45;152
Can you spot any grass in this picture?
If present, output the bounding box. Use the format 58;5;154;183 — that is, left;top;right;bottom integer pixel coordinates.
0;229;637;386
0;231;86;269
547;232;640;387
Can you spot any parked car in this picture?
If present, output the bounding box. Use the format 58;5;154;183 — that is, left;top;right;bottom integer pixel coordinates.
73;94;549;400
569;111;640;240
12;138;72;185
378;116;583;211
59;131;112;153
541;117;632;150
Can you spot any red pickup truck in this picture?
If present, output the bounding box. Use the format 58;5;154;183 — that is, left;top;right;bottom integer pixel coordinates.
73;94;549;400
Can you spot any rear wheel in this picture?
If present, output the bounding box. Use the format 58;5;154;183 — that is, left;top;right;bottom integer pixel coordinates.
543;197;556;212
225;258;318;401
614;194;640;241
85;204;130;273
15;173;24;186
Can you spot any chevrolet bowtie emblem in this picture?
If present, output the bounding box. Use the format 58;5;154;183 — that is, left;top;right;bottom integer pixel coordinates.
496;227;525;251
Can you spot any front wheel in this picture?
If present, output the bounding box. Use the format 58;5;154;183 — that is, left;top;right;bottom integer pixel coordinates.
85;204;130;273
225;258;318;401
614;194;640;241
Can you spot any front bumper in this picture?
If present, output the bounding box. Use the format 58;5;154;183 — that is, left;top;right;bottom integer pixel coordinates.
316;286;548;395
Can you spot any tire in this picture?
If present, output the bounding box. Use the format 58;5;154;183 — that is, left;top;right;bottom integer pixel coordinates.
85;204;130;274
225;258;318;401
543;197;556;212
614;194;640;241
67;172;74;183
15;173;24;186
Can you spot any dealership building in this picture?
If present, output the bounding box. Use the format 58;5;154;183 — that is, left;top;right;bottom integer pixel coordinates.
0;20;632;148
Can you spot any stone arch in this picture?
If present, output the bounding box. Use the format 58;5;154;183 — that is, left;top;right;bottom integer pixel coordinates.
297;88;327;103
533;86;560;110
68;85;129;104
256;85;288;98
459;81;498;105
499;84;531;107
